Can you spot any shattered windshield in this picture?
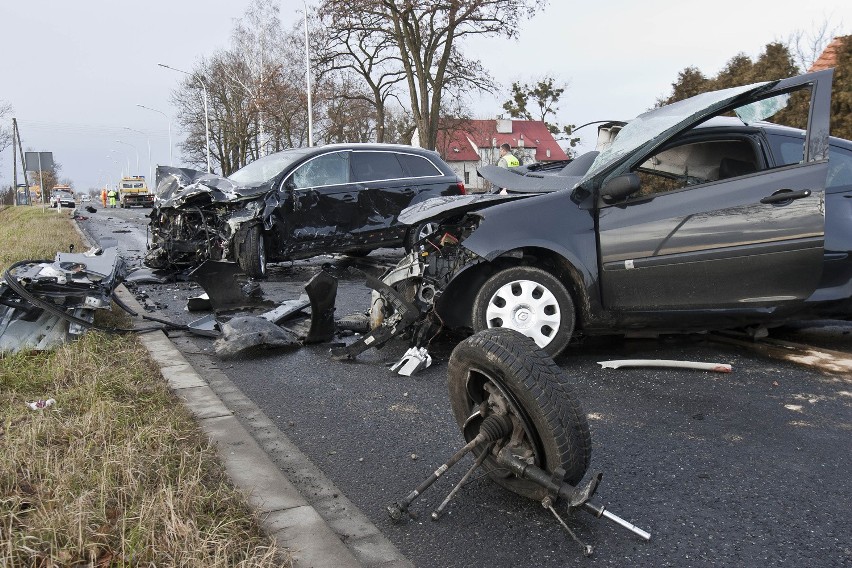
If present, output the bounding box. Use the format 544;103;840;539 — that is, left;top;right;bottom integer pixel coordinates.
227;149;312;186
583;82;768;181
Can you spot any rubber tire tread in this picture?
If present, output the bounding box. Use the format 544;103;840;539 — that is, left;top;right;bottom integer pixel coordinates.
447;328;592;500
237;224;266;279
472;266;575;357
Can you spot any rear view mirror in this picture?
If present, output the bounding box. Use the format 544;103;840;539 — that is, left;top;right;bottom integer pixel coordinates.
601;173;641;203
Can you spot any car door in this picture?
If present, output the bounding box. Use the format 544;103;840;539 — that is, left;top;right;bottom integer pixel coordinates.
597;70;832;314
349;150;411;243
281;150;356;254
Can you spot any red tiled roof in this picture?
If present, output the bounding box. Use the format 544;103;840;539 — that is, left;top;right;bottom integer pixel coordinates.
809;35;849;72
437;119;568;162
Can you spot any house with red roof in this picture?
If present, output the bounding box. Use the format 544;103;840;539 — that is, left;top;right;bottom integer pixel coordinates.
434;117;568;192
808;35;849;72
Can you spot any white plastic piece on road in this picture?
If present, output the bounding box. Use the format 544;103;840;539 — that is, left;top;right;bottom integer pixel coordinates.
597;359;732;373
390;347;432;376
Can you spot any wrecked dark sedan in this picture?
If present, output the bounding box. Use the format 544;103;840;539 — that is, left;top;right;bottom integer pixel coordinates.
376;69;852;356
144;144;465;277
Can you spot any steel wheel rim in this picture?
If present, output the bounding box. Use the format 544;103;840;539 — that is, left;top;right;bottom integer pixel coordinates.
484;279;560;348
257;233;266;276
463;367;543;465
418;221;439;241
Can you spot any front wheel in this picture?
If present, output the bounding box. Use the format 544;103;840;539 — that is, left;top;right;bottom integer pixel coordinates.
404;220;440;252
448;329;591;500
237;224;267;278
472;266;575;357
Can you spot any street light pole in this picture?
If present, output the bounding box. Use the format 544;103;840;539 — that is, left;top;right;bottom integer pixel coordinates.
303;0;313;147
115;140;139;174
136;104;172;165
158;63;212;173
123;127;152;184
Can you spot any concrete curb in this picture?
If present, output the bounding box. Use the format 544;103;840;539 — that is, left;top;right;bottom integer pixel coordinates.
114;286;412;568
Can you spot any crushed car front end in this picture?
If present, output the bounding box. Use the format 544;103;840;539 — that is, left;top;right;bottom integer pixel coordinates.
144;166;273;272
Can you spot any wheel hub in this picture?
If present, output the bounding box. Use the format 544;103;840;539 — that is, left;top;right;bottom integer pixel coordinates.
485;279;561;348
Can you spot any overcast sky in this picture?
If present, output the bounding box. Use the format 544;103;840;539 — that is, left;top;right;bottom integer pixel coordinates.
0;0;848;191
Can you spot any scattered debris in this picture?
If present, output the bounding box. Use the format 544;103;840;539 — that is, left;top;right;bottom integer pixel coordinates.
26;398;56;410
214;316;301;357
597;359;732;373
390;347;432;376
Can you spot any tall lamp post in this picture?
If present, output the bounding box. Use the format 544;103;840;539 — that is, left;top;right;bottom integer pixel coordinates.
115;140;139;175
123;127;152;184
158;63;212;173
303;0;313;147
136;104;173;165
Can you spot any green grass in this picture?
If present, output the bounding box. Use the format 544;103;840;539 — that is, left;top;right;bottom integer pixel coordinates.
0;206;285;566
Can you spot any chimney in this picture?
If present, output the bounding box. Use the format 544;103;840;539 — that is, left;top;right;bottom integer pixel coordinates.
496;117;512;134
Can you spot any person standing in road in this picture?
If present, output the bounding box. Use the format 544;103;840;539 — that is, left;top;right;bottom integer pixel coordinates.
107;189;117;208
497;143;519;168
101;188;107;207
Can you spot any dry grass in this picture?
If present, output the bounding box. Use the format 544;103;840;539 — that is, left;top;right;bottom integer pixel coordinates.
0;206;285;566
0;206;85;272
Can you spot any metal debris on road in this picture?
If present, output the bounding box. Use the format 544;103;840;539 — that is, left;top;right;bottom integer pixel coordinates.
597;359;732;372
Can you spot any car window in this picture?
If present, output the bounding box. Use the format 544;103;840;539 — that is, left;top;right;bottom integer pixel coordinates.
628;84;815;199
397;153;441;177
291;152;350;189
351;152;405;182
828;146;852;190
632;139;760;197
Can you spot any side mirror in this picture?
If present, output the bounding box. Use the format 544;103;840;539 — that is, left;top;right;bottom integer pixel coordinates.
601;173;641;203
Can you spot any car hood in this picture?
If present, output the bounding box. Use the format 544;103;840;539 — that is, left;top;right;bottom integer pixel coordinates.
398;193;532;225
154;166;273;208
476;151;601;193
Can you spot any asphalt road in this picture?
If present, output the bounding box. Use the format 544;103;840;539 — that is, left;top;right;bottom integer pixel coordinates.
77;204;852;567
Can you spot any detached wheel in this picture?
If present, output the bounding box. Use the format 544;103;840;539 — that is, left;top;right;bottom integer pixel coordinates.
473;266;575;357
448;329;591;500
237;224;267;278
405;220;439;251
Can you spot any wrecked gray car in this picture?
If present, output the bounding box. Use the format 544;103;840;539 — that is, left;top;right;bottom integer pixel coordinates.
366;69;852;357
144;144;465;278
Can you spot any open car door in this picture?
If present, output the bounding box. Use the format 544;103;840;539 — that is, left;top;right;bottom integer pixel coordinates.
595;70;833;317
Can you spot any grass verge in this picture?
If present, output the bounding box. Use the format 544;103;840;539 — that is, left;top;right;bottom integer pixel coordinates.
1;206;284;566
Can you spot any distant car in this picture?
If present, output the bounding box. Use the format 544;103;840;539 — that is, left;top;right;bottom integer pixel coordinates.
80;194;91;203
51;191;76;208
382;69;852;356
144;143;466;277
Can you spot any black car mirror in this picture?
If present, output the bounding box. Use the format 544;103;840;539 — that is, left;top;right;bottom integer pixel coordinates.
601;173;641;203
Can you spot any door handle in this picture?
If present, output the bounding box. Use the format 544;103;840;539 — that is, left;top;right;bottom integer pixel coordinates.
341;194;356;202
760;189;811;204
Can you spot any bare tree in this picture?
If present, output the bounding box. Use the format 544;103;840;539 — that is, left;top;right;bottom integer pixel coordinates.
320;0;543;150
786;20;843;71
0;102;12;159
316;7;407;142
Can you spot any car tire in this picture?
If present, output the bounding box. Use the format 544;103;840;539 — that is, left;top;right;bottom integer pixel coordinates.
472;266;575;357
404;220;440;252
237;224;267;279
447;329;591;500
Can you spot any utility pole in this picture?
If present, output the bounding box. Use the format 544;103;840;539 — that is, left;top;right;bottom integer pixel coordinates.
12;119;17;206
13;119;30;206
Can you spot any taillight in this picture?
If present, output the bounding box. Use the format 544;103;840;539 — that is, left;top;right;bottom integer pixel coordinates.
456;180;466;195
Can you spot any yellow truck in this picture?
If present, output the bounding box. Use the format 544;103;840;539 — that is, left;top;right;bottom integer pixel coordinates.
117;176;154;208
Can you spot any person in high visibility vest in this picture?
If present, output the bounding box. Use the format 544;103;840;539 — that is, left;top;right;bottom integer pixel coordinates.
101;188;107;207
497;143;520;168
107;189;117;208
